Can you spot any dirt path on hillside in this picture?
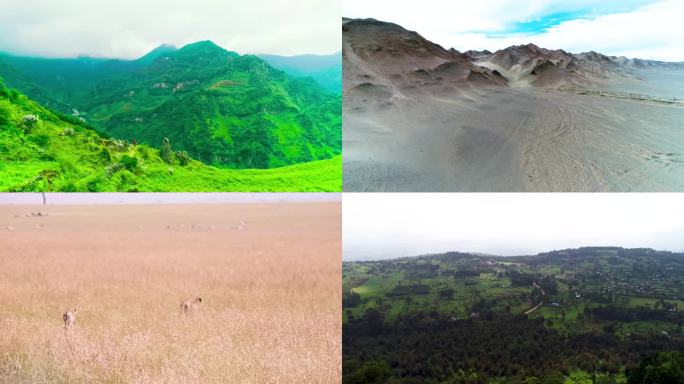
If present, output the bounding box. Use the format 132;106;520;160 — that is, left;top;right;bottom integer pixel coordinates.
525;281;546;315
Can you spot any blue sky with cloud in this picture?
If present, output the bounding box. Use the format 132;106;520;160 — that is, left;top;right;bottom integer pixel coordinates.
491;1;658;35
344;0;684;61
505;12;598;35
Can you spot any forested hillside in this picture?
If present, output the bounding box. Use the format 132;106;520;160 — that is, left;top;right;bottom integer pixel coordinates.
0;78;341;192
258;52;342;94
343;247;684;383
0;41;341;169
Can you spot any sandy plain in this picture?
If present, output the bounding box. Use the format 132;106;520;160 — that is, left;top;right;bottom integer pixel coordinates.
343;75;684;192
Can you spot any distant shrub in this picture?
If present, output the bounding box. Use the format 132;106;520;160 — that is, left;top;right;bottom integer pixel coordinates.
57;155;77;173
160;137;174;163
103;138;128;152
21;115;39;133
0;100;13;127
112;170;137;191
28;134;50;147
628;351;684;384
56;180;78;192
0;78;7;97
175;150;190;166
38;150;56;161
99;148;112;163
135;145;153;160
86;180;100;192
343;290;362;307
119;155;138;172
438;288;455;299
80;175;103;192
105;162;125;177
8;174;46;192
344;361;392;384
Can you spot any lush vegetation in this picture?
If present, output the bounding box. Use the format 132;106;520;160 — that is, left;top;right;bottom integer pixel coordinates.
258;53;342;94
627;351;684;384
0;41;341;169
343;247;684;383
0;78;341;191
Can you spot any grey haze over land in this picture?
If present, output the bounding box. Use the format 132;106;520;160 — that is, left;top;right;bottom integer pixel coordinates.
343;194;684;260
0;0;340;58
0;193;340;205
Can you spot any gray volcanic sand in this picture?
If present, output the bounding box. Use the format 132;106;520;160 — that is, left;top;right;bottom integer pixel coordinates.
343;76;684;192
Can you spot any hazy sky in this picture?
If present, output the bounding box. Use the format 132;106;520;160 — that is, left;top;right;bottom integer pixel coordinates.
343;194;684;260
344;0;684;61
0;0;340;59
0;193;340;205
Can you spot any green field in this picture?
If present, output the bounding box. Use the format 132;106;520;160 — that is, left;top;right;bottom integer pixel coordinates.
344;248;684;334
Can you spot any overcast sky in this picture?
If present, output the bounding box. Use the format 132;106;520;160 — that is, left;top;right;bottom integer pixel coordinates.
0;0;340;59
343;194;684;260
344;0;684;62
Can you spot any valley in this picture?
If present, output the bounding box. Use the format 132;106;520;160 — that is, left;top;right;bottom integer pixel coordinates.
259;52;342;94
0;41;342;191
343;247;684;383
0;79;341;192
0;41;341;170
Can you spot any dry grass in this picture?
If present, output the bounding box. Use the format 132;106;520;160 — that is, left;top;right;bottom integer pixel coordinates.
0;202;341;384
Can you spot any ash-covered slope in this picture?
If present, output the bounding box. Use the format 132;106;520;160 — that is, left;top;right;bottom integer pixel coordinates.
342;17;684;193
469;45;684;89
613;56;684;70
474;44;634;88
344;17;684;96
343;18;507;106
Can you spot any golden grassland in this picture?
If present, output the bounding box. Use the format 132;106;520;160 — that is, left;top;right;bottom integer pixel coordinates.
0;202;341;384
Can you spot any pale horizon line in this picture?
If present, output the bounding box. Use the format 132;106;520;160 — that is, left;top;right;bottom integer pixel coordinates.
343;245;683;262
0;193;340;205
0;43;342;62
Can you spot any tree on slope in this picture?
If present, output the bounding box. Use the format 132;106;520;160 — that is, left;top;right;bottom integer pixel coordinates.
628;351;684;384
160;137;174;164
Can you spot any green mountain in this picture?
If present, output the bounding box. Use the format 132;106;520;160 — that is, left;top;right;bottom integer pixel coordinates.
0;53;142;101
258;52;342;94
0;59;68;111
0;77;341;192
0;41;341;169
136;44;178;65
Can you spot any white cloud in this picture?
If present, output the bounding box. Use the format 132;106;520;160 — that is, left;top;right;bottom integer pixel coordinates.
343;0;684;61
0;0;340;58
524;1;684;61
343;194;684;260
343;0;548;43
